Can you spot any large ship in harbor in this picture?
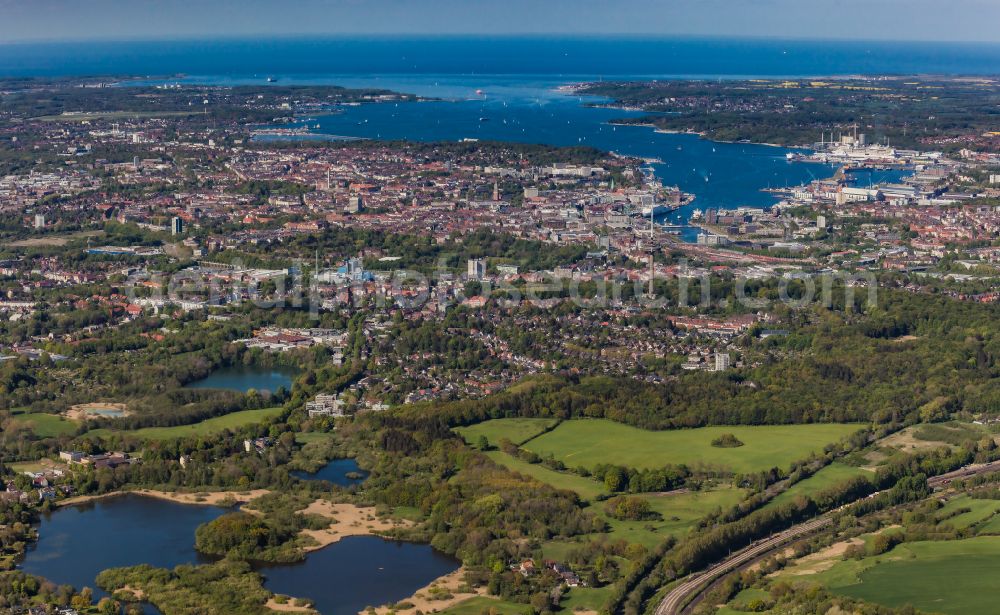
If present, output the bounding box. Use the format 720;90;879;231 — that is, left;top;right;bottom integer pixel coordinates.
642;203;678;217
637;166;695;217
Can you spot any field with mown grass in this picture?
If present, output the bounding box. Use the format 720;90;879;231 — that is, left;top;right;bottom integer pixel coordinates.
87;407;283;441
766;462;874;510
520;419;863;474
816;537;1000;615
455;418;559;446
8;409;78;438
483;450;609;501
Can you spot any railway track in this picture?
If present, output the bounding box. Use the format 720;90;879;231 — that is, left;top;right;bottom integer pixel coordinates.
654;459;1000;615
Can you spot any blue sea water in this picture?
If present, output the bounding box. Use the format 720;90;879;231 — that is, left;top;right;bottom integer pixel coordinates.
294;80;836;239
3;36;1000;77
1;36;964;238
127;70;837;240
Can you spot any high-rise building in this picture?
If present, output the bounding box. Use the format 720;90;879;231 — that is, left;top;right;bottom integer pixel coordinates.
343;257;365;282
715;352;731;372
346;195;364;213
170;217;184;235
33;214;45;229
467;259;486;279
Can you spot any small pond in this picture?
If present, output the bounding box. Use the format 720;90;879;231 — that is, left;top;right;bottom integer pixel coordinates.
291;458;369;487
184;365;298;394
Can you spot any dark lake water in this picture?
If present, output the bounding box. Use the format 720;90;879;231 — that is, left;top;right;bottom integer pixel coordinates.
185;365;298;393
20;495;224;611
256;535;459;615
292;458;369;487
20;494;458;615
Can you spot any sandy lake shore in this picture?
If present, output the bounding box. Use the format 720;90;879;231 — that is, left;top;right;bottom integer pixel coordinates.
363;567;484;615
57;489;271;508
297;500;414;552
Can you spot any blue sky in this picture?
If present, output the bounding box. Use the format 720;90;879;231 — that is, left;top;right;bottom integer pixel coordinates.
1;0;998;43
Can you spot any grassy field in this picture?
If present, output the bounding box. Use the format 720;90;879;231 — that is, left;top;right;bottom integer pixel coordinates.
597;487;747;548
558;586;614;611
484;451;609;501
87;407;283;441
767;463;873;509
717;588;774;614
521;419;862;474
936;495;1000;530
294;432;334;445
540;486;748;558
974;511;1000;534
822;537;1000;615
455;418;558;446
8;411;79;438
9;460;52;473
6;230;103;249
442;596;529;615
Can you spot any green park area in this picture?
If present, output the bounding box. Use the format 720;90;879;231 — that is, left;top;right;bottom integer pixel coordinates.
592;487;747;549
816;537;1000;615
766;462;874;509
481;446;748;549
86;407;284;441
8;410;79;438
517;419;862;474
483;450;609;501
455;417;559;446
443;586;613;615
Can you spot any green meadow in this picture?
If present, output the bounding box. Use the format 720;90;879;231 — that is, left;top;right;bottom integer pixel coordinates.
520;419;862;474
936;495;1000;530
455;417;559;446
482;449;747;548
484;450;609;501
821;537;1000;615
87;407;283;441
442;596;529;615
597;487;747;548
8;410;79;438
767;462;874;509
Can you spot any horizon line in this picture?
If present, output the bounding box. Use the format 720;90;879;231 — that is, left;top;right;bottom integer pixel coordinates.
3;32;1000;47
